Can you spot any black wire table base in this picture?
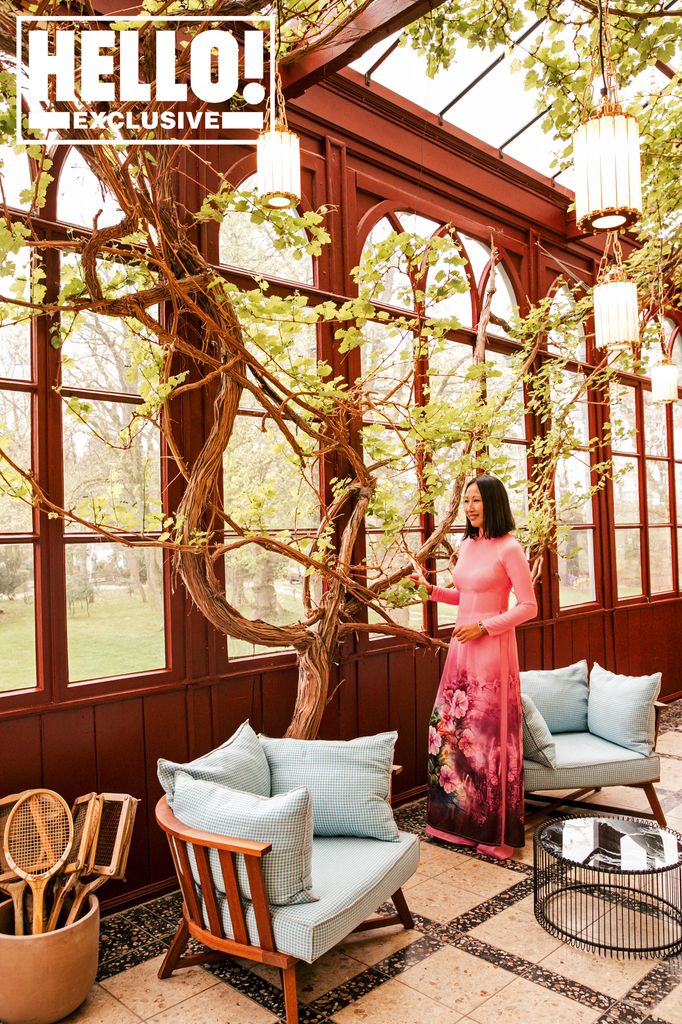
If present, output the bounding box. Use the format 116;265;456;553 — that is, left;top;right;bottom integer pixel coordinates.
534;816;682;959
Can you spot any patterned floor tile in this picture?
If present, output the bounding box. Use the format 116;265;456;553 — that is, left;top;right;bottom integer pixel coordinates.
397;944;517;1015
100;954;219;1018
329;975;462;1023
60;986;142;1024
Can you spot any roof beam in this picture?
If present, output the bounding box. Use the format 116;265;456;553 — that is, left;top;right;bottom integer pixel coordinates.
280;0;448;99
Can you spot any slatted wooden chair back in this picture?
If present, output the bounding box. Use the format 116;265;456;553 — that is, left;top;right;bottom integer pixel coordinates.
155;796;277;957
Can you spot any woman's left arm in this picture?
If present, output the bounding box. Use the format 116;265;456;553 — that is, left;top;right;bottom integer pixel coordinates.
482;540;538;637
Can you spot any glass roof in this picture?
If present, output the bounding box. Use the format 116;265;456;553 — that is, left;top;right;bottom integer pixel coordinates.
351;22;673;190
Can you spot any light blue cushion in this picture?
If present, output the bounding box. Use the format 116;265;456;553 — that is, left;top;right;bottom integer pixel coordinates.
521;694;556;768
158;721;270;804
588;663;661;755
520;660;588;733
172;773;317;906
524;732;660;792
260;732;399;841
211;832;420;962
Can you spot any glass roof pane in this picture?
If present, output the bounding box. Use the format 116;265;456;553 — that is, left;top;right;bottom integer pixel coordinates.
460;235;491;289
395;211;441;236
503;114;560;178
442;52;539;150
350;31;401;75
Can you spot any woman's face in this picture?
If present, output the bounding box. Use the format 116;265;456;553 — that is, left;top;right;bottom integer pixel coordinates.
464;482;484;531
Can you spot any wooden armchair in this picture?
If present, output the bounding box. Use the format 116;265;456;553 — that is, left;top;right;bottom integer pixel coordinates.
155;796;416;1024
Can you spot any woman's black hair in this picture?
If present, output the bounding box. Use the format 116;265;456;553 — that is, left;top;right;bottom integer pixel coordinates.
462;473;516;539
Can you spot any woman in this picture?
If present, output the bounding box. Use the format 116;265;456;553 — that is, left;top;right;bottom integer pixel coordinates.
411;474;537;860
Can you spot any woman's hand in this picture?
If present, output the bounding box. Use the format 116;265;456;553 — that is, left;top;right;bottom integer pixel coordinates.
408;572;432;595
454;622;484;643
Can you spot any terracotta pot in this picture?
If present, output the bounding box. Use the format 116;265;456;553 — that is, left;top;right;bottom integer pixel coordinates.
0;896;99;1024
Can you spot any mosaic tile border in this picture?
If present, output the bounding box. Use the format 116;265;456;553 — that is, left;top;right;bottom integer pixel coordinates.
96;797;682;1023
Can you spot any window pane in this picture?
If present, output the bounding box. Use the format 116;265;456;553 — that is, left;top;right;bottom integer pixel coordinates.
555;453;592;525
426;246;473;328
60;259;160;394
649;528;673;593
224;542;312;658
223;416;319;531
643;391;668;457
364;428;421;530
674;402;682;457
434;552;463;626
0;544;37;692
367;532;424;633
548;285;586;362
676;463;682;525
63;401;161;533
558;530;596;606
57;149;123;229
679;528;682;588
219;181;314;284
646;460;670;524
66;544;165;681
0;248;31;381
359;218;413;310
360;321;413;411
0;148;31;211
0;390;33;532
486;351;526;440
487;264;517;339
427;338;472;405
489;442;528;523
612;455;640;524
553;369;590;445
615;528;642;599
609;383;637;452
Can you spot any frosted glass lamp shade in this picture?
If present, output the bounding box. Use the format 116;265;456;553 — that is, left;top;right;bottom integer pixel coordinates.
256;126;301;209
651;361;679;403
573;111;642;232
593;277;639;350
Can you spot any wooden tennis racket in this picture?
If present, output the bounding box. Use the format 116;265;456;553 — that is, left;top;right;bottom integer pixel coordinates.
65;794;138;925
4;790;73;934
46;793;101;932
0;792;27;935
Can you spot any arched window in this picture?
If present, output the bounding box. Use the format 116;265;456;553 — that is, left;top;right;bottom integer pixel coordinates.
57;149;123;229
219;173;314;285
459;234;518;338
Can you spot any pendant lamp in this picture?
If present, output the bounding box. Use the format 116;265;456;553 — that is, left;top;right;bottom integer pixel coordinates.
593;232;639;351
573;1;642;233
256;74;301;210
651;360;678;403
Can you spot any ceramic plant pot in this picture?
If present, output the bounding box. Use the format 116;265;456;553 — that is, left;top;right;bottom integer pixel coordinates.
0;895;99;1024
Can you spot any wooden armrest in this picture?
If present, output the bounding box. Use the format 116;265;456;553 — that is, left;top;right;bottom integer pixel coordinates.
392;764;403;776
653;701;667;746
155;796;272;857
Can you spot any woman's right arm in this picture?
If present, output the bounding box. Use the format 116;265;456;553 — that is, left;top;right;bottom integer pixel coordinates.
428;586;460;606
407;572;460;606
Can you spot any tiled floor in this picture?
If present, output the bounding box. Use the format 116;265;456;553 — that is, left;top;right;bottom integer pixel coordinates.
63;710;682;1024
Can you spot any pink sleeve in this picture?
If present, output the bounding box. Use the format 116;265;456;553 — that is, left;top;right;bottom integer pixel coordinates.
428;585;460;606
482;540;537;637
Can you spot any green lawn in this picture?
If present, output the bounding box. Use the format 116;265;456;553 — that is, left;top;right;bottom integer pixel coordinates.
0;588;165;691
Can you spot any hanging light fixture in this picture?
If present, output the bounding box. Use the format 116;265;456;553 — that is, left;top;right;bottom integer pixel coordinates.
573;0;642;233
593;231;639;351
651;359;678;403
256;73;301;210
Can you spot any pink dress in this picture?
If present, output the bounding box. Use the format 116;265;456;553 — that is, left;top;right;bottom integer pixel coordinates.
426;534;537;848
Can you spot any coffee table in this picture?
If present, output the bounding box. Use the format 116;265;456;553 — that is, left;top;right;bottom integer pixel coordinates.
534;815;682;958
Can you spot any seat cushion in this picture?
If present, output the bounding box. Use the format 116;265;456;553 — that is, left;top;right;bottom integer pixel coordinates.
521;694;556;768
588;663;661;755
158;721;270;803
524;731;660;792
172;773;317;906
520;661;588;733
214;831;420;962
260;732;399;841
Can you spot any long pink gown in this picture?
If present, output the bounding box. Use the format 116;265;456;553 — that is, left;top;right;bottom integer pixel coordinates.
426;534;537;848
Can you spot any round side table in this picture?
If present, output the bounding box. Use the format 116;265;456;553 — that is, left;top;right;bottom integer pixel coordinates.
534;815;682;959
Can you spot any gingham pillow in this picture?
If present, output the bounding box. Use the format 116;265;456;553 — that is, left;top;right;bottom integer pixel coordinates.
157;721;270;804
520;660;589;733
172;773;317;906
260;731;400;841
588;663;661;756
521;694;557;768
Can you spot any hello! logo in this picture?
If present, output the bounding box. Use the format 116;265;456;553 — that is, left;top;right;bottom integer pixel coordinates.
16;15;275;145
